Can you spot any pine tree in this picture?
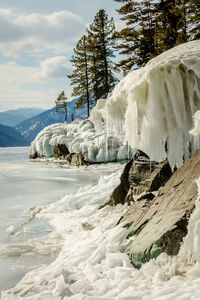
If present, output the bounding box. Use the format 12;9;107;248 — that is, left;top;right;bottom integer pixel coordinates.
114;0;157;72
154;0;189;55
55;91;68;123
188;0;200;39
87;32;102;101
87;9;118;99
67;35;91;117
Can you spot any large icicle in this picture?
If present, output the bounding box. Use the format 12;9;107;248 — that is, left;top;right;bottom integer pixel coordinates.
94;40;200;168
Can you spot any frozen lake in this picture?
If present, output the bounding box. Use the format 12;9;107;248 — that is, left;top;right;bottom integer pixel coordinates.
0;147;114;291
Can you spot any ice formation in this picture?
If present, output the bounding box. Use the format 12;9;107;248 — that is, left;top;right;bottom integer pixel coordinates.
30;40;200;168
2;163;200;299
93;40;200;168
30;119;129;163
2;110;200;299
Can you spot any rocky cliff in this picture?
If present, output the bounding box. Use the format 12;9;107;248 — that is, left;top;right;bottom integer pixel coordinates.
109;150;200;268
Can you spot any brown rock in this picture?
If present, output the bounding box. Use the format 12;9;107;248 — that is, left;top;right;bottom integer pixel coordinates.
71;153;90;166
110;159;133;205
53;144;69;158
109;150;172;206
29;151;40;159
128;158;172;197
122;149;200;268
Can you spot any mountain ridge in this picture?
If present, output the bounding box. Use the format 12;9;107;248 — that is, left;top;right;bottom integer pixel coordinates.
16;98;90;142
0;108;45;127
0;124;30;147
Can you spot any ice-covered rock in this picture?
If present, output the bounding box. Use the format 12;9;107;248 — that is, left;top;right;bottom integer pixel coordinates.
91;40;200;168
121;149;200;268
30;41;200;168
29;119;129;163
103;150;172;207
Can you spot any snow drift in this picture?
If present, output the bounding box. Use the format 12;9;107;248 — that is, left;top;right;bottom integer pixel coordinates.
30;40;200;168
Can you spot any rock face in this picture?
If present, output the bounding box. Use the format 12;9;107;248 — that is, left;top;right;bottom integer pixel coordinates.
29;151;41;159
53;144;89;166
110;150;172;206
69;153;90;166
122;150;200;268
109;159;133;206
30;143;90;166
127;157;172;199
53;144;69;158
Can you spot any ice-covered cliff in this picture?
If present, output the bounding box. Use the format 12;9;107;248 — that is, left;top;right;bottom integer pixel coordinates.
91;40;200;168
30;40;200;168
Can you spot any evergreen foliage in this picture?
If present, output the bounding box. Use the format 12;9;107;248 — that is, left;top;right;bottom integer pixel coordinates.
55;91;68;123
154;0;189;55
87;9;118;100
114;0;157;72
188;0;200;39
67;2;199;114
114;0;199;72
67;9;117;115
67;35;91;117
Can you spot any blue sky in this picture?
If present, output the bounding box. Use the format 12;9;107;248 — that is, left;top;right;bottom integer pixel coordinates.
0;0;122;111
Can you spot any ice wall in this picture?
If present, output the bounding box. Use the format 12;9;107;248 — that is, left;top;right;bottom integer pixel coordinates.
91;40;200;168
31;41;200;167
29;119;129;162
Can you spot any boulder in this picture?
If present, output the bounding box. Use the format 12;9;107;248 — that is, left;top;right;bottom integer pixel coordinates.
109;150;172;206
122;149;200;269
127;158;172;197
71;153;90;166
109;159;133;205
29;151;40;159
53;144;69;158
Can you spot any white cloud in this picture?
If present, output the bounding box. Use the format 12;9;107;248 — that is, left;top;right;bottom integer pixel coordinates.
0;62;58;110
40;56;72;79
0;9;84;57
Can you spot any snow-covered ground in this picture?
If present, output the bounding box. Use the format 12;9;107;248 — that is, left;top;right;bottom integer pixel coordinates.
2;40;200;299
0;147;122;293
2;158;200;299
30;40;200;169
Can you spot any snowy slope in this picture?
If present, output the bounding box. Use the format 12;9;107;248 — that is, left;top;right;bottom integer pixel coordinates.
30;41;200;168
16;98;90;142
2;163;200;299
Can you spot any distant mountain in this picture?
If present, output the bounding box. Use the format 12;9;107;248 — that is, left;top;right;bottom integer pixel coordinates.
0;124;30;147
16;98;89;142
0;108;45;127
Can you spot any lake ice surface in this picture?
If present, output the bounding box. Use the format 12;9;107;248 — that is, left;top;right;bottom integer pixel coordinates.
1;148;200;299
0;147;118;291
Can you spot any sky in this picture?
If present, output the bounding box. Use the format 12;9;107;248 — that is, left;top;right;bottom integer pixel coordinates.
0;0;122;112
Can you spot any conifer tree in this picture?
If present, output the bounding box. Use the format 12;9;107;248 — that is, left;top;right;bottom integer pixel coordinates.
87;9;117;99
188;0;200;39
114;0;157;72
55;91;68;123
87;32;102;101
67;35;91;117
154;0;189;55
